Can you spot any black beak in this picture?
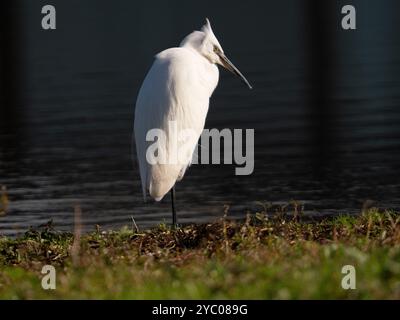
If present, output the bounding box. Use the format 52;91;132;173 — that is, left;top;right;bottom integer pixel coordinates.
218;53;252;89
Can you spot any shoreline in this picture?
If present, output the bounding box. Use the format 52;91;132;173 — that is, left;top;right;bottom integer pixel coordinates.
0;208;399;299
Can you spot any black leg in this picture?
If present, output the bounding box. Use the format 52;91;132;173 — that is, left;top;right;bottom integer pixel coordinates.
171;186;177;227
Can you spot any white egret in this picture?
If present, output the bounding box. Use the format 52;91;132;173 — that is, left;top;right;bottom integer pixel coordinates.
134;18;252;226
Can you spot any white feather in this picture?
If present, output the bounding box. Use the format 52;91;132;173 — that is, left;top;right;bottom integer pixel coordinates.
134;46;218;201
134;18;251;203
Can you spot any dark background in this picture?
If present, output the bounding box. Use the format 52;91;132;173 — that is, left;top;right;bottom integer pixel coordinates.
1;0;400;235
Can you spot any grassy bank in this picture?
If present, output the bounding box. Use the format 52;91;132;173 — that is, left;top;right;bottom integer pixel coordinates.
0;208;399;299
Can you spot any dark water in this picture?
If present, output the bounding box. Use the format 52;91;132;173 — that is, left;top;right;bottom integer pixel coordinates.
1;0;400;236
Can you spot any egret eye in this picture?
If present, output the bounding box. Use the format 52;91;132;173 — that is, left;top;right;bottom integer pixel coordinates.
213;45;220;54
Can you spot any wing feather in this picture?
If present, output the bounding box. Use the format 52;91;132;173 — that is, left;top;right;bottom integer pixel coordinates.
134;48;218;201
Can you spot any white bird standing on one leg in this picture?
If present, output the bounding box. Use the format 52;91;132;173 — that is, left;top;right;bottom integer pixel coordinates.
134;18;252;226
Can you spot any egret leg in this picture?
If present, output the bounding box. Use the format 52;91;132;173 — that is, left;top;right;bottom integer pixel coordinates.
171;186;177;227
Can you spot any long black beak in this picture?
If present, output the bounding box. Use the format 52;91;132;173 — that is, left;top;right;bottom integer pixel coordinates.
218;53;252;89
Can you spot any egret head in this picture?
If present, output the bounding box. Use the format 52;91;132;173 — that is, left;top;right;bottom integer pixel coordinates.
180;18;252;89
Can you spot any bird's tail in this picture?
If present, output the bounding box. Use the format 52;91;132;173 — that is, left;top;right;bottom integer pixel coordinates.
131;121;147;202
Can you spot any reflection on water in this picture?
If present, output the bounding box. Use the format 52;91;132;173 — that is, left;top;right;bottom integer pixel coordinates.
1;0;400;235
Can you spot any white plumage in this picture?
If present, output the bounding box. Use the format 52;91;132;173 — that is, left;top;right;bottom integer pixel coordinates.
134;19;251;207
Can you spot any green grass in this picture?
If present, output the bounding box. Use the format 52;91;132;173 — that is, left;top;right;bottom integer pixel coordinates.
0;208;399;299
